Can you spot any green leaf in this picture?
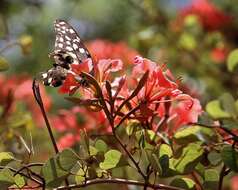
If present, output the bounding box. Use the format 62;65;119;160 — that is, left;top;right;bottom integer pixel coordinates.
99;150;122;170
219;93;237;117
89;146;98;156
172;143;204;174
95;139;108;152
227;49;238;72
203;169;219;189
151;153;162;174
206;100;230;119
170;177;196;190
221;145;238;172
0;152;14;165
159;144;173;157
208;151;221;166
42;157;69;187
14;174;25;188
126;120;140;136
0;57;9;71
174;125;216;145
151;145;176;177
0;168;14;189
75;168;85;184
57;149;79;171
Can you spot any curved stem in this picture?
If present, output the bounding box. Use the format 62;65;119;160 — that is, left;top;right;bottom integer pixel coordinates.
56;178;186;190
32;79;59;153
32;79;69;188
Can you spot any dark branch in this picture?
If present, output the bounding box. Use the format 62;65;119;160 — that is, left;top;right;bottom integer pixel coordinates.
56;178;186;190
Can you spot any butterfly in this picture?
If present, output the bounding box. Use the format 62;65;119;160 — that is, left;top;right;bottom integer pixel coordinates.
40;19;93;87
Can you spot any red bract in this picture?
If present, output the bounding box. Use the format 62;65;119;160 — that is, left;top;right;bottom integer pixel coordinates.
168;95;202;131
87;39;138;65
0;75;52;127
59;58;124;96
56;55;202;146
180;0;232;31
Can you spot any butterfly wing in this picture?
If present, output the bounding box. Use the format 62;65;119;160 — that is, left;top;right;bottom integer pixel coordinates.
53;19;91;66
40;19;93;87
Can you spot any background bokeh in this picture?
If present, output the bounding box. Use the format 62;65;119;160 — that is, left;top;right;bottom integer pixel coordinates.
1;0;238;189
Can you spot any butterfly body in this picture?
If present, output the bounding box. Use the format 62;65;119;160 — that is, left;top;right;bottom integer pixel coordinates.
40;19;92;87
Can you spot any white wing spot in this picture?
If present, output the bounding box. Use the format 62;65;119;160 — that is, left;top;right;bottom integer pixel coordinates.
66;46;73;51
59;37;64;42
69;29;74;33
58;43;63;48
65;36;71;41
73;38;80;43
59;22;65;25
66;41;71;45
42;73;48;78
79;48;85;53
48;77;53;83
73;43;78;49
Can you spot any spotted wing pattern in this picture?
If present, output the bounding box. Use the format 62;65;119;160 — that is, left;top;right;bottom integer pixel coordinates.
40;19;92;87
53;19;91;66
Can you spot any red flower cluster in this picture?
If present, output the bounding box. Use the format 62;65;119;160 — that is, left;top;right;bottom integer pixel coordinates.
54;55;202;148
0;75;51;127
86;39;138;64
180;0;232;31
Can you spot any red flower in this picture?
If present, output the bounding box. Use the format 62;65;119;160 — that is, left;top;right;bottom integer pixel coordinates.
57;133;79;151
57;55;202;134
87;39;138;65
180;0;232;31
51;106;109;148
210;46;229;63
0;75;52;127
231;176;238;190
168;95;202;131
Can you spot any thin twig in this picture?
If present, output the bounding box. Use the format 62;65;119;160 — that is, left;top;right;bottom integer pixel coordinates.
0;166;42;185
32;79;59;153
113;132;146;179
32;79;70;188
114;104;141;130
191;172;203;190
56;178;186;190
218;165;227;190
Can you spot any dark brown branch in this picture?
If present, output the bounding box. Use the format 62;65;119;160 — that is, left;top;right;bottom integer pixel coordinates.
191;172;203;190
113;132;146;179
32;79;69;188
0;166;42;185
32;79;59;154
218;165;226;190
56;178;186;190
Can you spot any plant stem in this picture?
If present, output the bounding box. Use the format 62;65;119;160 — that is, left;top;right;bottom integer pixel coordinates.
56;178;186;190
32;79;70;188
32;79;59;153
